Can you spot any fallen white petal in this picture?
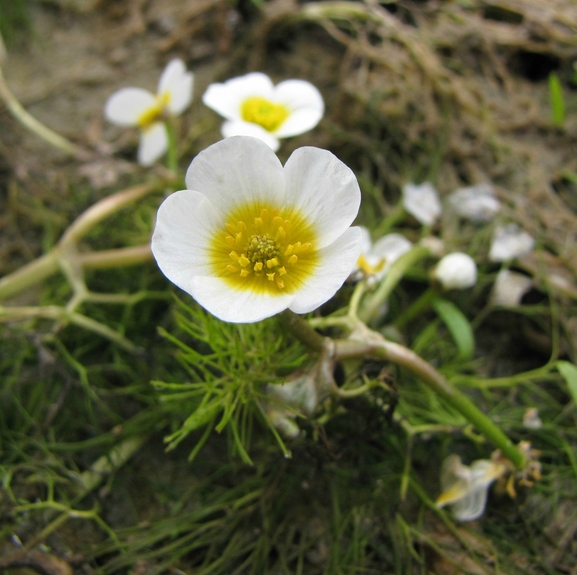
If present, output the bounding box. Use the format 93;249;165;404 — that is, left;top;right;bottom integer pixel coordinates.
447;183;500;223
403;182;442;226
491;269;532;307
489;224;535;262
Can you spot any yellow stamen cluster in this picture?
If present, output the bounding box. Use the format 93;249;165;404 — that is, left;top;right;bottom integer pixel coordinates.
137;91;172;130
240;97;290;133
357;254;386;276
212;204;317;295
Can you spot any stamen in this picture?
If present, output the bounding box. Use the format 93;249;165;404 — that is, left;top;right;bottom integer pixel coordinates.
227;265;239;273
288;255;298;265
238;221;247;232
266;257;279;269
276;227;286;240
240;269;250;277
267;273;275;281
276;279;285;289
229;251;239;261
254;217;264;228
226;236;235;246
226;223;236;234
261;209;269;220
278;267;287;276
238;255;250;267
273;216;283;227
235;232;243;243
284;245;294;256
254;262;263;272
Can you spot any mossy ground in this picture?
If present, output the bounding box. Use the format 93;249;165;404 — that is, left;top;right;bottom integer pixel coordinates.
1;0;577;573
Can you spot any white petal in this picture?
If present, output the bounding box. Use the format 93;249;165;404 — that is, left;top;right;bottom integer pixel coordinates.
221;120;280;151
137;122;168;166
358;226;373;255
189;276;294;323
434;252;477;290
104;88;155;126
290;227;362;314
489;224;535;262
283;147;361;248
151;190;223;288
448;183;500;223
272;79;324;137
202;72;275;120
372;234;413;273
185;136;286;215
402;182;442;226
158;58;194;115
451;482;490;522
491;269;532;307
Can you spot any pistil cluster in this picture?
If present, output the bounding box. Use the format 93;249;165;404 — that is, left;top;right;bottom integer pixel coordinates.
222;207;313;292
240;97;289;132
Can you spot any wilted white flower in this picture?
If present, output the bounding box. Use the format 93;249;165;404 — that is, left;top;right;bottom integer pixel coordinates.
151;136;362;323
202;72;324;151
491;269;532;307
436;454;506;521
104;59;193;166
523;407;542;430
402;182;442;226
434;252;477;290
489;224;535;262
447;183;501;223
352;226;412;284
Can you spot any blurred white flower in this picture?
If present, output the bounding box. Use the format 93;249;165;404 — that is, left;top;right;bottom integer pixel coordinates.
151;136;362;323
104;59;193;166
447;183;501;223
402;182;442;226
202;72;324;151
489;224;535;262
352;226;412;284
436;454;506;521
523;407;542;430
491;269;532;307
434;252;477;290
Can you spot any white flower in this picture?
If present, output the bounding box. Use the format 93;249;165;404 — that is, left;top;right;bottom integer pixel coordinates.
353;227;412;284
202;72;324;151
436;454;506;521
402;182;442;226
491;269;532;307
104;59;194;166
489;224;535;262
447;183;501;223
433;252;477;290
151;136;362;323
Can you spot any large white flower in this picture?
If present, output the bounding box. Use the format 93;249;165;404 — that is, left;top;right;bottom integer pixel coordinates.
353;226;412;284
104;59;194;166
151;136;362;323
402;182;442;226
202;72;324;152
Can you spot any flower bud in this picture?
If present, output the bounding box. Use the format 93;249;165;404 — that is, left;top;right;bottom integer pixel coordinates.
434;252;477;290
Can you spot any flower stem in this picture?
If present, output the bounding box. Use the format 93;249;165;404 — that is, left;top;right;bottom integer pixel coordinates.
394;286;439;329
165;120;179;177
0;64;86;158
359;245;430;324
282;311;526;469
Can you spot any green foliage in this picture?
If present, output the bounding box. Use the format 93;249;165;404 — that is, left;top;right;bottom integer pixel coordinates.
432;297;475;360
154;298;307;462
0;0;30;45
549;72;566;127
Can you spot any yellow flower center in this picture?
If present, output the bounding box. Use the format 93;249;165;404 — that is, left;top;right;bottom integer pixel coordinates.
240;97;290;132
137;91;171;129
210;202;318;295
357;254;385;276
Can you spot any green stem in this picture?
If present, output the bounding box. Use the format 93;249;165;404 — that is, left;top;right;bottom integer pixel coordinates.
283;311;526;469
359;245;431;324
165;120;179;177
394;286;439;329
